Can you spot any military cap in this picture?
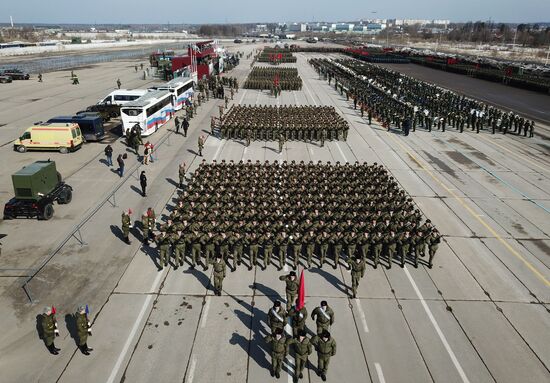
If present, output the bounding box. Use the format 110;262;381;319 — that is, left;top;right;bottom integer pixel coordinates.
298;329;307;337
43;306;52;314
274;301;281;307
321;300;328;307
289;271;296;277
275;328;284;335
321;330;330;338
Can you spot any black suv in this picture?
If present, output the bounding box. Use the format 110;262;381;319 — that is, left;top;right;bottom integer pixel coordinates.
0;69;30;80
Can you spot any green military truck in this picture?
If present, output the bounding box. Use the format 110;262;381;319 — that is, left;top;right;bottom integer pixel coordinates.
3;161;72;220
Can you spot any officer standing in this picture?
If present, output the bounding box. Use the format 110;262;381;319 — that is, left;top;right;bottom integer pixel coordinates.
178;162;186;188
212;254;226;296
174;116;181;134
41;306;60;355
350;255;366;298
278;133;285;153
279;271;299;310
121;209;132;244
182;117;189;137
116;78;121;89
198;135;205;156
311;301;334;335
311;330;337;382
287;329;312;382
264;328;288;379
75;305;93;355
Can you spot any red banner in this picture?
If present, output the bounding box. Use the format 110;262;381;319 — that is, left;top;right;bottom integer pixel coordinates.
297;270;305;310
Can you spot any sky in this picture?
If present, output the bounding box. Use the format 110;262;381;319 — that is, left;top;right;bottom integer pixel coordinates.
4;0;550;24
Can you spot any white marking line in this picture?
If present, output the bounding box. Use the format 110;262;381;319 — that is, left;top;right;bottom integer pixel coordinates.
404;266;470;383
238;90;248;104
106;270;164;383
186;356;197;383
354;298;369;333
336;143;348;162
200;296;211;328
213;140;224;160
303;81;318;106
375;363;386;383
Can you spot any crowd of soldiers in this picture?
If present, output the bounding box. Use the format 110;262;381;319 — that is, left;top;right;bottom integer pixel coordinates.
310;58;535;137
257;48;297;63
244;67;303;91
218;105;349;143
152;161;440;281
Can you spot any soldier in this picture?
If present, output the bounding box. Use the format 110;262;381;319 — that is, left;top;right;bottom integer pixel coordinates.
141;211;150;245
372;231;384;269
385;231;398;269
311;301;334;335
211;116;217;135
278;133;285;153
121;209;132;244
350;255;366;298
146;207;156;241
41;306;60;355
398;230;411;268
182;116;189;137
426;229;441;269
279;271;299;310
173;230;186;269
212;254;226;295
317;231;330;267
288;300;308;338
174;115;181;134
263;232;274;269
248;232;260;269
38;73;43;82
412;231;426;268
287;329;312;382
305;230;316;268
290;233;302;269
230;232;244;271
264;328;288;379
359;232;371;261
203;232;216;270
72;74;79;85
275;231;289;270
189;230;202;269
75;305;93;355
157;231;171;270
178;162;186;188
198;135;205;156
116;78;121;89
268;300;288;334
331;231;343;269
344;231;358;268
311;330;337;382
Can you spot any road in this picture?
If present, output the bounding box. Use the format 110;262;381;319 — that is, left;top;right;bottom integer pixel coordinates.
0;46;548;383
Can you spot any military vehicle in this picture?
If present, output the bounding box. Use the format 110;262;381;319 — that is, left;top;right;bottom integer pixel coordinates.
3;161;73;220
0;68;30;80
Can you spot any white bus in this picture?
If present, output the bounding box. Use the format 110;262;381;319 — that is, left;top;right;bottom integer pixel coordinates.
98;89;149;106
120;90;175;136
152;77;194;111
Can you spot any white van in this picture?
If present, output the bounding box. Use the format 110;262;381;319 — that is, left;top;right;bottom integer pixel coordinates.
98;89;149;106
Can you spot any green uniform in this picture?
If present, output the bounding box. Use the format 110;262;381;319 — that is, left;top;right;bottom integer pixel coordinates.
373;234;384;268
305;233;316;267
212;259;226;294
75;312;89;347
157;233;171;268
427;232;441;268
317;234;330;266
264;334;288;377
385;234;397;268
249;234;260;267
311;335;337;377
287;336;312;378
311;306;335;335
350;259;366;297
263;234;274;268
141;214;149;243
190;232;201;267
121;213;131;242
267;306;288;334
288;305;308;337
173;234;186;266
41;314;57;347
230;234;244;269
398;233;411;267
279;274;299;310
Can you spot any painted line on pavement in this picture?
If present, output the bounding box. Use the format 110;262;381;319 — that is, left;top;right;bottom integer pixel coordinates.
336;143;349;162
106;270;165;383
354;298;369;333
213;139;224;161
387;132;550;287
375;363;386;383
200;296;211;328
238;90;248;104
186;356;197;383
404;266;470;383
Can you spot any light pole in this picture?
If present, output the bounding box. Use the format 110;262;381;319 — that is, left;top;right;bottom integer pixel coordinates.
546;43;550;66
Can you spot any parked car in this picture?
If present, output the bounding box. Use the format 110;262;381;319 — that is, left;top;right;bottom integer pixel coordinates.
0;75;12;83
0;69;30;80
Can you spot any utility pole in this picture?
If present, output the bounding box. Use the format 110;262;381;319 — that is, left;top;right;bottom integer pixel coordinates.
10;15;14;28
546;43;550;66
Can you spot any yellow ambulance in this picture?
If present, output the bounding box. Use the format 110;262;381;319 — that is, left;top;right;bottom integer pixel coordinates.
14;123;84;154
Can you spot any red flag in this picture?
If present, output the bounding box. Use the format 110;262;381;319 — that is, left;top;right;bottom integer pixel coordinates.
278;53;282;60
51;306;56;314
297;270;305;310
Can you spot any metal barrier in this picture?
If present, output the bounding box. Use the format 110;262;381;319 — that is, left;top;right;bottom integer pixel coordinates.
21;128;175;303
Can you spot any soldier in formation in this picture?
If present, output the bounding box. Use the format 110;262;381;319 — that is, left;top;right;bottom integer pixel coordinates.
75;305;93;355
244;67;302;91
311;58;535;138
219;105;349;143
150;160;440;273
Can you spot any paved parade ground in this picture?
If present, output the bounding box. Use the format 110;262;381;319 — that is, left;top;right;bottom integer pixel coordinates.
0;44;549;383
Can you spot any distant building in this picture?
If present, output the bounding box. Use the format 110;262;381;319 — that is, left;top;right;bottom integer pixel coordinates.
333;23;354;32
287;23;307;32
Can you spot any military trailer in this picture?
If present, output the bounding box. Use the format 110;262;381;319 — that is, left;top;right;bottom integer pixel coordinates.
3;161;72;220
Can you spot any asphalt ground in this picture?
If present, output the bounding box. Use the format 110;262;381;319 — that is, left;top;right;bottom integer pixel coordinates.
0;46;548;383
